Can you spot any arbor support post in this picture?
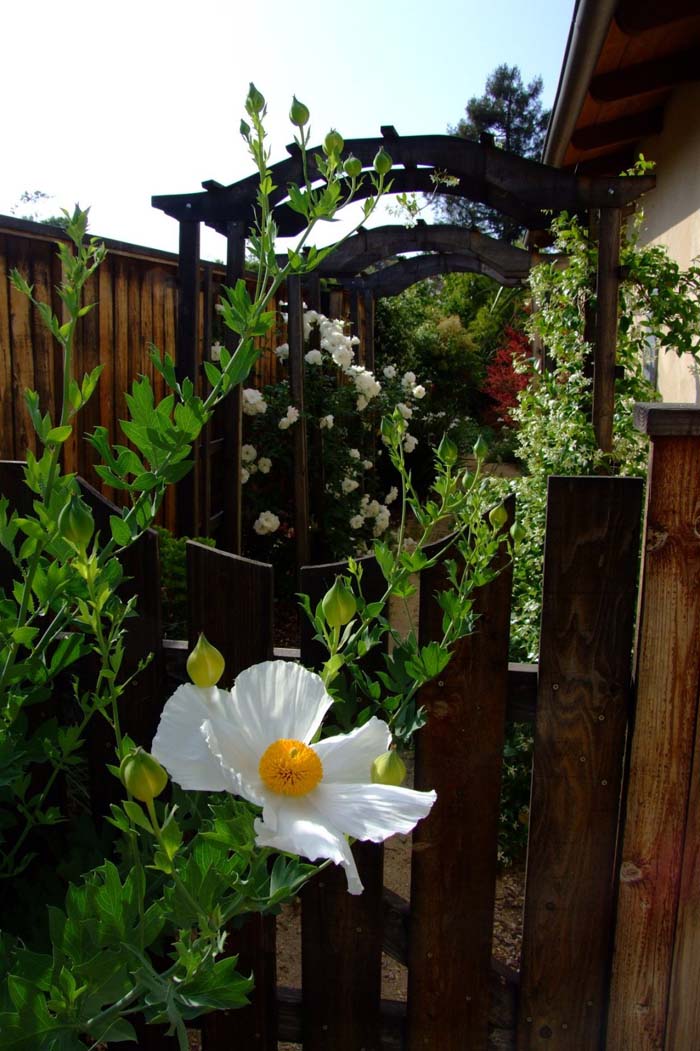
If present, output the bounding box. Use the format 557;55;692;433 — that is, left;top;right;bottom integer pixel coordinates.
175;219;201;536
592;207;621;453
222;220;246;553
287;275;310;568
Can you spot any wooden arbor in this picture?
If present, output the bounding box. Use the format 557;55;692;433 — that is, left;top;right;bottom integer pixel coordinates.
152;129;654;553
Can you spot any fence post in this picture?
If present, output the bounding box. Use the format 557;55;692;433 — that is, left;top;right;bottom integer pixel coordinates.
298;554;388;1051
517;475;643;1049
406;509;514;1050
606;404;700;1050
187;542;277;1051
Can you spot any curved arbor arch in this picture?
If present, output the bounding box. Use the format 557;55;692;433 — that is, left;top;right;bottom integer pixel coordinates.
153;129;654;551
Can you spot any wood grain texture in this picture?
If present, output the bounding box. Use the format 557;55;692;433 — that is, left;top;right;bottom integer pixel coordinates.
301;841;385;1050
8;238;36;457
0;236;14;457
518;476;643;1050
634;403;700;437
607;437;700;1050
406;509;514;1050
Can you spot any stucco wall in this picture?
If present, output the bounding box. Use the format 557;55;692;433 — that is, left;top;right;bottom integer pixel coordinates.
639;83;700;403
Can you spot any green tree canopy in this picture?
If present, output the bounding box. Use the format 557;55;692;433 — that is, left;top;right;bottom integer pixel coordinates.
436;64;550;242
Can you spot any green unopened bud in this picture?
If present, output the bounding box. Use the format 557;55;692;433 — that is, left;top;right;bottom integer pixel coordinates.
371;750;406;787
245;83;265;116
289;96;310;127
324;129;344;157
120;748;168;803
437;434;458;466
322;577;357;629
489;504;508;531
187;632;225;687
344;155;362;179
510;521;527;543
373;148;393;176
473;434;488;461
240;118;251;140
58;494;94;551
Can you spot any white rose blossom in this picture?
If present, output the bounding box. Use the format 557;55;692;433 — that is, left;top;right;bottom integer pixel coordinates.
305;349;323;366
357;395;369;411
152;660;436;893
320;414;334;430
397;402;413;420
412;384;426;399
385;487;398;505
342;477;359;494
383;365;396;379
242;389;268;416
362;460;373;470
253;511;281;535
279;405;300;430
403;433;418;453
241;444;257;464
275;343;289;361
401;371;416;390
241;467;250;484
350;514;364;530
257;457;272;474
349;448;361;460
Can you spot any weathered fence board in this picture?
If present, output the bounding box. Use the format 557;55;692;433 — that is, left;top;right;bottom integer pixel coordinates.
297;554;390;1049
607;410;700;1051
518;475;643;1049
406;512;515;1050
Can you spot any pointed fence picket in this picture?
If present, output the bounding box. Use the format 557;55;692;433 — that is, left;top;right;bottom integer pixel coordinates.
4;407;700;1048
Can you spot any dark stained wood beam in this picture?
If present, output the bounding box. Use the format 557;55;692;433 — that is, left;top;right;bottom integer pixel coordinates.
152;133;655;232
314;223;534;278
616;0;700;34
286;275;310;569
341;253;524;297
590;51;699;102
175;220;200;537
572;108;665;152
593;207;622;453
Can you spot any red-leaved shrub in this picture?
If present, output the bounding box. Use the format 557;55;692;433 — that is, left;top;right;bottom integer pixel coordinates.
481;327;531;428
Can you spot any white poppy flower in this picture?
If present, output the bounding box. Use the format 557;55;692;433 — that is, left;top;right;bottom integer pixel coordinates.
152;661;436;893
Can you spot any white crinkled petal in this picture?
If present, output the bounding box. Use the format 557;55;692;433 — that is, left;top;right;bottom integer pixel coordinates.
311;782;436;843
231;661;333;751
254;797;363;893
201;716;266;807
314;718;391;784
151;684;232;792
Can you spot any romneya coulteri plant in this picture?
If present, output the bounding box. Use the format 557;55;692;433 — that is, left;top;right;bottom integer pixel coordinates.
0;87;511;1048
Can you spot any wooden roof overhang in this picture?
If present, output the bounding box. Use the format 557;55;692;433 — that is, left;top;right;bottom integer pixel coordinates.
544;0;700;175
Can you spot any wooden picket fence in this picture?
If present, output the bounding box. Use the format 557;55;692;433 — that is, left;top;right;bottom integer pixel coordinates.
2;403;700;1049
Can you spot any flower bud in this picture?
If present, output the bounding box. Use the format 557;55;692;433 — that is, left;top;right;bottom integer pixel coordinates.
245;83;265;116
58;494;94;551
324;129;344;157
371;750;406;787
240;118;251;140
120;748;168;803
187;632;225;687
322;578;357;629
289;96;310;127
373;148;393;176
344;155;362;179
437;434;458;466
473;434;488;461
489;504;508;531
510;521;527;544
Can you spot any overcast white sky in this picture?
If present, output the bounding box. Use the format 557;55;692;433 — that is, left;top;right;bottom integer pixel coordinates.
2;0;575;260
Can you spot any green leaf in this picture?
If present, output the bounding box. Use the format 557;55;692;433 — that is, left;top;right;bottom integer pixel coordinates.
109;515;132;547
46;425;72;444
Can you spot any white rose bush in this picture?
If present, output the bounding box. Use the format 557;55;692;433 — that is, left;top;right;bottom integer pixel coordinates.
239;318;431;570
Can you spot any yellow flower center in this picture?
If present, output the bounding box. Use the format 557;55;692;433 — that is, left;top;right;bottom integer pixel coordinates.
258;738;323;797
